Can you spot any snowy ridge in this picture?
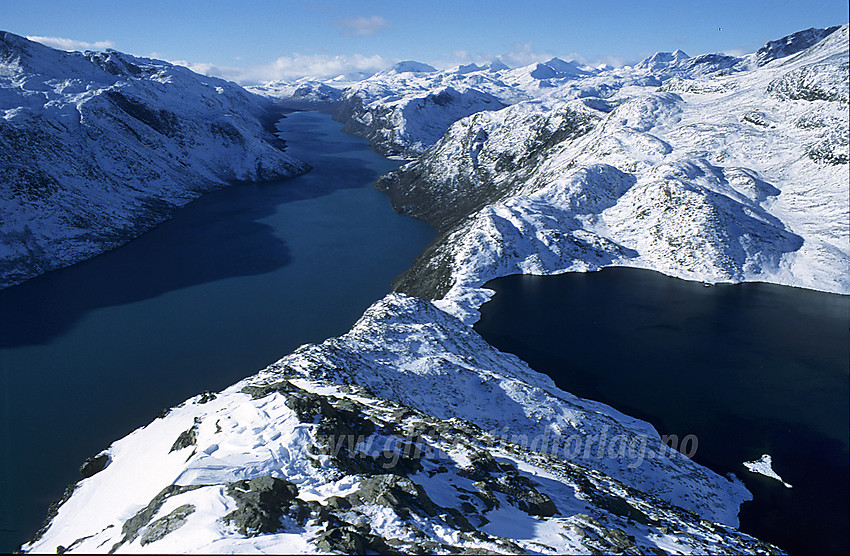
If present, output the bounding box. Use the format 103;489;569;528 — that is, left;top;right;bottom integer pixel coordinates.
326;58;609;157
247;79;342;110
252;26;843;164
335;83;507;158
24;293;778;554
16;25;846;554
380;25;849;323
0;32;309;289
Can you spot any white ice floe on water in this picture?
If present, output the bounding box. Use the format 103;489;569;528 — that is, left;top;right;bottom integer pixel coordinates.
743;454;793;488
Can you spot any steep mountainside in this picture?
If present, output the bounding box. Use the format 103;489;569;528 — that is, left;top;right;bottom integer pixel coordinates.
0;32;308;289
377;25;849;324
335;79;507;157
24;294;776;554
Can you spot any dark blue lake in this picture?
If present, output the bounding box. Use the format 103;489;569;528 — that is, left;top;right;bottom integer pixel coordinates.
0;111;433;552
474;268;849;555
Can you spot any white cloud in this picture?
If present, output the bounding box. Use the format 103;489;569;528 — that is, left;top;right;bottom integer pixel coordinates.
334;15;390;37
592;54;633;68
264;53;391;80
495;44;634;69
720;47;753;57
171;53;394;84
499;42;554;68
26;35;114;51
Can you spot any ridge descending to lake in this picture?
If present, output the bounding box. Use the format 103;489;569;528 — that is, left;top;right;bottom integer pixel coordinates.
0;112;433;553
5;23;848;556
475;268;850;555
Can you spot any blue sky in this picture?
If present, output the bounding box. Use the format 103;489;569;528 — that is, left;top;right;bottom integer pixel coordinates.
3;0;848;83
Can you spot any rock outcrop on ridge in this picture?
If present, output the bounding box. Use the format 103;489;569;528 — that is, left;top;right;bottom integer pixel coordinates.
23;294;777;554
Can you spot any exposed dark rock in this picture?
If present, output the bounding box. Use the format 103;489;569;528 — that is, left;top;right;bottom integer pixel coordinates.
314;524;398;555
324;495;351;510
595;495;653;526
110;484;202;553
756;26;841;66
380;106;596;299
458;451;502;480
286;390;337;423
516;491;558;518
139;504;195;546
79;453;110;479
456;450;559;518
741;110;771;127
240;380;297;400
346;474;439;520
197;391;217;404
439;507;477;532
223;476;300;536
169;418;199;453
375;106;594;234
390;238;455;300
25;482;80;546
105;91;181;137
807;130;849;165
767;62;849;103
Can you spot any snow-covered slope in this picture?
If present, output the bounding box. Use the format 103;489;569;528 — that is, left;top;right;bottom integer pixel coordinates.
0;32;308;289
248;79;343;111
18;25;846;555
335;83;507;158
379;25;849;323
252;26;843;166
24;293;778;554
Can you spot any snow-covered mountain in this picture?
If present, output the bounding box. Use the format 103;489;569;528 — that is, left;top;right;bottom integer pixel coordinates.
378;25;849;323
253;26;844;165
0;32;308;289
248;79;343;111
24;293;777;554
335;82;507;158
15;25;847;555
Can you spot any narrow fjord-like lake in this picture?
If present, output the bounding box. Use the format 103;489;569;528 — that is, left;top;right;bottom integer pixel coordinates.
475;269;849;555
0;111;433;552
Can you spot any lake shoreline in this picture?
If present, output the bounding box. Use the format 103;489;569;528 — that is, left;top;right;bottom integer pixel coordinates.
474;266;849;555
0;112;434;552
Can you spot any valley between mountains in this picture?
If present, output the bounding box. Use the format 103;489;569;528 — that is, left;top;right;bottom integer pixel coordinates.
2;23;847;554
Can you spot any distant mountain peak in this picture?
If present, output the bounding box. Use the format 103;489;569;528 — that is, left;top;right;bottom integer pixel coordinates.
487;58;510;71
544;57;592;75
528;57;591;79
387;60;437;74
636;49;690;70
529;62;557;79
456;62;483;74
